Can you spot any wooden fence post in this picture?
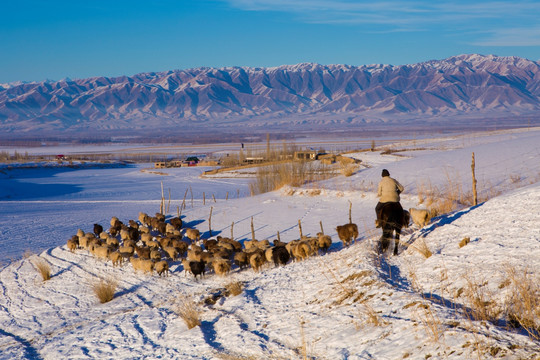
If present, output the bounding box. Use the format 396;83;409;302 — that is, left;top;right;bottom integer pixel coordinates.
472;152;478;206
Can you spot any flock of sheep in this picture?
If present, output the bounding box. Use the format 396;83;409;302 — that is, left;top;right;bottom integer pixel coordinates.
66;211;366;279
67;205;431;279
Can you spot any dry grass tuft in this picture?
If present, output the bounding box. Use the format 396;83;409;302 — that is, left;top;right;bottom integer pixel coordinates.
409;238;432;258
92;277;117;303
357;302;389;328
176;296;201;329
33;258;51;281
459;237;471;248
503;266;540;340
225;281;243;297
462;276;502;323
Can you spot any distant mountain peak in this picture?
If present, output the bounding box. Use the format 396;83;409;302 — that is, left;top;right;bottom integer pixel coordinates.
1;54;539;136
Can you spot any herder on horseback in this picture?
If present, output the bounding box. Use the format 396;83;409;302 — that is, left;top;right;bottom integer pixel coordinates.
375;169;404;228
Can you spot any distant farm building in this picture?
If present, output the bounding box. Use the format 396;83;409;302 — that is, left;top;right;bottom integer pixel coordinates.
293;151;327;161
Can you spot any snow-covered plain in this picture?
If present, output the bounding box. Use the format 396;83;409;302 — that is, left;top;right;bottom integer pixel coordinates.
0;128;539;359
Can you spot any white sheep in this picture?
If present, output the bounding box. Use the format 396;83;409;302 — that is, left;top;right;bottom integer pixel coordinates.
155;260;169;276
163;246;179;260
92;245;111;260
249;253;264;272
409;208;431;228
130;257;154;274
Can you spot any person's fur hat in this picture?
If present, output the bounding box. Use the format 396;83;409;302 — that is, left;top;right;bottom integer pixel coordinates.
381;169;390;177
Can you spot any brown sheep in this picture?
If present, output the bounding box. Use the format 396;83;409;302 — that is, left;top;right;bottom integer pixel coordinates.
336;223;358;247
109;251;123;267
184;228;201;244
316;232;332;254
135;246;151;260
249;253;264;272
234;251;249;269
211;258;231;276
163;246;179;260
150;249;161;261
67;236;79;252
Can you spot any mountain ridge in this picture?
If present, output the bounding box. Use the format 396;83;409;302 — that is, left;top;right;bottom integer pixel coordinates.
1;54;540;136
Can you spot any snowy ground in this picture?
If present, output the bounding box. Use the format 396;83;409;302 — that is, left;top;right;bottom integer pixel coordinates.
0;128;539;359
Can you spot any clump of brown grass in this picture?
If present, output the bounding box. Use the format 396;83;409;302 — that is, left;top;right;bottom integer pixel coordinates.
176;296;201;329
409;238;432;258
462;276;502;323
357;302;388;329
503;266;540;340
225;281;243;297
33;258;51;281
415;302;444;344
459;237;471;248
92;278;117;303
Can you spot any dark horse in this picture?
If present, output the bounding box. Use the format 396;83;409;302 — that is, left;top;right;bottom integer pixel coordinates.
378;202;408;255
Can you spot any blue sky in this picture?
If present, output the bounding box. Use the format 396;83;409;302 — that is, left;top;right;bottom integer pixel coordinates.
1;0;540;83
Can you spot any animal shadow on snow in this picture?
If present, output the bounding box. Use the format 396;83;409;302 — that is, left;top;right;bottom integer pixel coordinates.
182;219;205;229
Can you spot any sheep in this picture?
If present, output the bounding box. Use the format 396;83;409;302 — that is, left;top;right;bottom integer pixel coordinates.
135;246;151;260
119;245;135;258
249;253;264;272
130;257;154;274
211;258;231;276
138;212;150;226
292;241;312;261
265;247;274;263
187;248;203;262
158;237;172;248
165;223;176;234
184;228;201;244
217;236;242;251
67;236;79;252
150;249;162;261
106;236;119;248
92;245;110;260
170;217;183;229
110;216;121;228
139;225;150;234
78;235;91;249
147;240;161;250
140;232;153;245
336;223;358;247
234;251;249;269
155;213;165;222
93;223;104;236
316;232;332;254
109;251;123;267
155;260;169;276
163;246;179;260
181;259;192;276
128;219;139;229
189;260;206;279
203;238;218;251
172;239;188;257
99;231;109;240
272;246;290;266
409;208;430;228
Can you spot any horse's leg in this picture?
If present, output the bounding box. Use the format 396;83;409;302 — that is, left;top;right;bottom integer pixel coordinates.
380;227;390;254
393;226;401;256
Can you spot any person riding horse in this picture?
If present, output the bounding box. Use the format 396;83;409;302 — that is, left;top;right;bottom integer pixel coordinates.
375;169;404;228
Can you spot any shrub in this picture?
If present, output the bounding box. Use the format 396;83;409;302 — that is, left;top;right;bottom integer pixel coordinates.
33;258;51;281
176;296;201;329
92;278;117;304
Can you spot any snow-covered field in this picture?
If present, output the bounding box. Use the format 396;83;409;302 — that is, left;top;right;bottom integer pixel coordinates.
0;128;539;359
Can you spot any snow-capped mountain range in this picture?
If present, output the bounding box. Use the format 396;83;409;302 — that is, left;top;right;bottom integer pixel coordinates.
1;54;540;135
